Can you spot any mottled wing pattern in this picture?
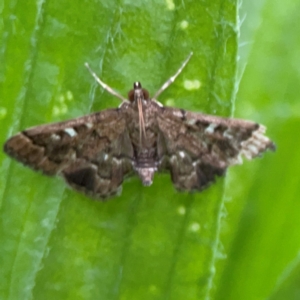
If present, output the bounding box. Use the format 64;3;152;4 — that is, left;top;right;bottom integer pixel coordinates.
4;109;134;199
157;107;275;192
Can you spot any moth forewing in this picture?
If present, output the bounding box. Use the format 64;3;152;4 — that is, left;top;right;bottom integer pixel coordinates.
3;53;275;199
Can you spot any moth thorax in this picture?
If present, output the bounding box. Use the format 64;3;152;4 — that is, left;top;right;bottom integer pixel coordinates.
135;148;156;166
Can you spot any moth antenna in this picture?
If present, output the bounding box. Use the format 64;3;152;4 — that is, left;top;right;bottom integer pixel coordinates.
85;63;128;103
152;52;193;99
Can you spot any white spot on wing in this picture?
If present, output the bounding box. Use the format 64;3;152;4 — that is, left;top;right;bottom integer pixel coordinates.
248;144;259;154
242;150;253;160
112;157;121;165
186;119;197;125
70;152;76;159
172;110;184;118
64;128;77;137
240;124;274;161
103;154;108;161
170;155;177;163
192;159;200;167
205;123;217;134
223;129;233;139
178;151;185;158
253;131;269;143
236;154;243;165
51;134;61;141
85;122;93;129
90;164;98;170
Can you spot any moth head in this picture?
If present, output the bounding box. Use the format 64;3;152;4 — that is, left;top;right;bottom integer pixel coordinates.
128;82;150;103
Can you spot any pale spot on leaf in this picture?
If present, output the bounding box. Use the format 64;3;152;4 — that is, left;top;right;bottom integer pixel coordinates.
190;222;200;232
180;20;189;29
178;206;186;215
66;90;74;101
165;0;175;10
0;107;7;120
184;79;201;90
165;98;175;106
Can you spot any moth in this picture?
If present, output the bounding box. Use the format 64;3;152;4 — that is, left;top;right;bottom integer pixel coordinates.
4;53;275;199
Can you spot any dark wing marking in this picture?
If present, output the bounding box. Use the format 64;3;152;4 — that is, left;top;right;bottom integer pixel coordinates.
4;109;134;199
156;107;275;191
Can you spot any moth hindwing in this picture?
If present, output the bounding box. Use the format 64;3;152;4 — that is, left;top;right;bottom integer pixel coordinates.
4;53;275;199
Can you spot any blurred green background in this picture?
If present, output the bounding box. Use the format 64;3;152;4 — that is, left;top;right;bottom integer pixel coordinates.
0;0;299;299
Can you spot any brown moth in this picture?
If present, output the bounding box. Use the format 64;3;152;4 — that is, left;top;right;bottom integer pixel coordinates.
4;53;275;199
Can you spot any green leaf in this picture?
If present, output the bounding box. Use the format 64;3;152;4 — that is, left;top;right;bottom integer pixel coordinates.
4;0;298;299
213;0;300;300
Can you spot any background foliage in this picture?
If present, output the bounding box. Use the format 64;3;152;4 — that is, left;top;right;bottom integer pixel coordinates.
0;0;299;299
